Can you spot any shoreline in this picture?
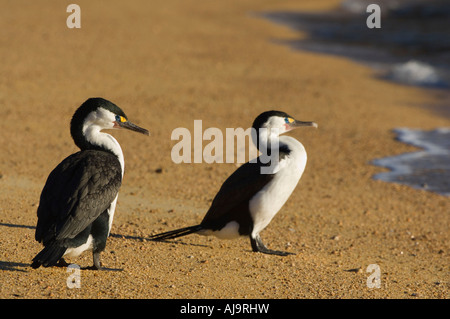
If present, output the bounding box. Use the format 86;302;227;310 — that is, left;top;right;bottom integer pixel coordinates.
262;1;450;197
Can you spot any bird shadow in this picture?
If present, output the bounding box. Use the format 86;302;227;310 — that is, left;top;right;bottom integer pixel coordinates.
109;233;147;241
150;238;210;248
100;267;123;272
0;223;35;272
109;233;210;248
0;261;29;272
0;222;36;230
80;266;124;272
0;223;208;271
0;223;208;247
0;223;124;272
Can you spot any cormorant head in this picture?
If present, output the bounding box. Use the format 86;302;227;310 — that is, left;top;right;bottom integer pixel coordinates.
70;97;149;150
251;110;317;149
252;110;317;135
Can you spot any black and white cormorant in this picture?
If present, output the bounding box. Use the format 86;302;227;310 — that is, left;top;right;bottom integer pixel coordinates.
31;98;149;269
150;110;317;256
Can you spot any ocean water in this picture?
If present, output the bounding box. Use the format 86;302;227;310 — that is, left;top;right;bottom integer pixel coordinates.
262;0;450;196
263;0;450;88
372;128;450;196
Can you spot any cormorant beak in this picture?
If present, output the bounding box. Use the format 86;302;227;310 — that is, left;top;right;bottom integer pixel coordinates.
291;120;318;129
117;120;150;136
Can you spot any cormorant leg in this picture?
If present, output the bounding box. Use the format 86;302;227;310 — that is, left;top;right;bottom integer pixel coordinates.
56;258;70;267
82;252;102;270
92;251;102;270
250;234;295;256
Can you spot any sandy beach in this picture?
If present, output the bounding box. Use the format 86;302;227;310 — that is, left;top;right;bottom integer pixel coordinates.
0;0;448;299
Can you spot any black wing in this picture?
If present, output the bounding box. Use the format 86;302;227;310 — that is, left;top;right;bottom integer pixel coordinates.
35;150;122;245
201;157;275;229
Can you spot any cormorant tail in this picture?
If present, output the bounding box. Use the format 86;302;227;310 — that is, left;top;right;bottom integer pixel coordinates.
149;225;203;241
31;242;66;269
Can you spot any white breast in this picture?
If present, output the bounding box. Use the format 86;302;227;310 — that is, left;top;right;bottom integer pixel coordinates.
107;195;119;236
249;137;307;237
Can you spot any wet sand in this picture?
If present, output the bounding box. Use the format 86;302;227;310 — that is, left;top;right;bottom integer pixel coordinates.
0;0;448;299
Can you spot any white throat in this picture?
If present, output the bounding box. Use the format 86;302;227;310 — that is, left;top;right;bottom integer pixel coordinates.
82;111;125;176
252;127;283;155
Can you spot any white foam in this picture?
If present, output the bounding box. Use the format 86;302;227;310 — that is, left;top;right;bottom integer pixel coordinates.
388;60;444;87
372;128;450;196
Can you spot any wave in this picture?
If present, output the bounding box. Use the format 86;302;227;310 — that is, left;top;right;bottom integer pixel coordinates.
372;128;450;196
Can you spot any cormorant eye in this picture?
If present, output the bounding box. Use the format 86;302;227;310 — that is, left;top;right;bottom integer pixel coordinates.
285;117;295;124
115;115;126;122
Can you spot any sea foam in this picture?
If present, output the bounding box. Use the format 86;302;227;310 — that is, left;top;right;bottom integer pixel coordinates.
387;60;447;88
372;128;450;196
